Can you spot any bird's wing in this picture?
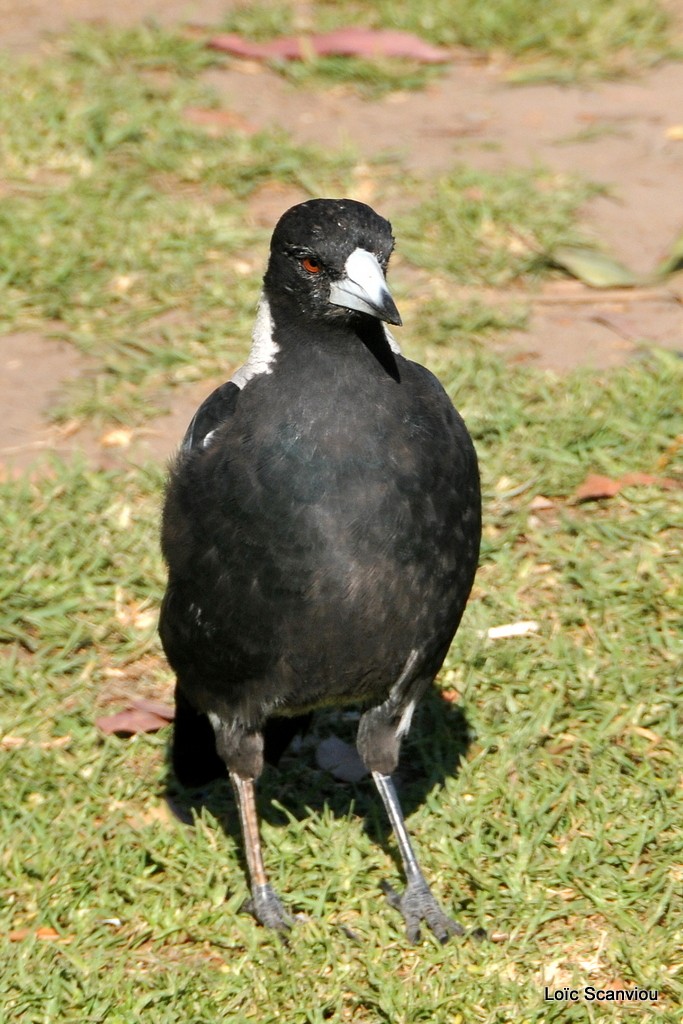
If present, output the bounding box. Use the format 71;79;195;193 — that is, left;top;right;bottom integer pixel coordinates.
180;380;240;452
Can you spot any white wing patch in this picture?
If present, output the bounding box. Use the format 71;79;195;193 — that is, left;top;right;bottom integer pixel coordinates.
208;711;223;735
230;295;279;389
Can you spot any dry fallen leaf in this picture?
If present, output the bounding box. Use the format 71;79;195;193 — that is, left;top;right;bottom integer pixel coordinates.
574;473;622;501
1;735;27;749
9;927;73;943
96;708;169;735
573;471;680;502
551;244;637;288
207;28;451;64
483;621;539;640
96;698;174;737
129;698;175;720
100;428;134;448
629;726;662;744
2;734;72;750
102;666;127;678
440;688;461;703
529;494;555;510
114;592;157;631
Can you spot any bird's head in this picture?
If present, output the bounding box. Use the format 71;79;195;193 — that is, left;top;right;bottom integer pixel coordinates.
264;198;402;327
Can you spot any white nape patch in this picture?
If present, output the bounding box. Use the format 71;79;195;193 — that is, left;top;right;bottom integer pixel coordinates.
230;295;279;389
383;325;401;354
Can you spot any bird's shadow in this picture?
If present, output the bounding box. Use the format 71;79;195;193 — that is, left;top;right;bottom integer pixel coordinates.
164;690;473;893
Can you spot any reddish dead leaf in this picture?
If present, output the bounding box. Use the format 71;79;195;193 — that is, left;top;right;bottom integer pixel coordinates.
574;473;623;501
9;927;73;943
207;28;451;65
440;689;461;703
96;706;172;737
130;697;175;721
36;926;66;940
574;471;680;502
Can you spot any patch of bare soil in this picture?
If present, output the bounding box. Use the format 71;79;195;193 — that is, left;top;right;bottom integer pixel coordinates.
1;2;681;469
0;0;229;53
0;332;85;471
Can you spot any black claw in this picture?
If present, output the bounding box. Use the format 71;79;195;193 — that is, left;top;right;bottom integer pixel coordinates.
379;879;402;910
380;877;464;944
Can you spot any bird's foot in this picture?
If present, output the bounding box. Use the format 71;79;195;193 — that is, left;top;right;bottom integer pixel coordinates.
380;878;464;945
242;883;293;934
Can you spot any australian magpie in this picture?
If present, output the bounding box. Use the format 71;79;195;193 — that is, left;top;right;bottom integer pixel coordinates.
159;198;481;943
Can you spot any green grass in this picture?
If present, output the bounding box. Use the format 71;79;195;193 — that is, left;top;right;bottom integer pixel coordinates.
1;19;682;1023
397;167;598;285
215;0;679;91
1;350;681;1021
364;0;676;77
0;25;596;428
0;25;355;425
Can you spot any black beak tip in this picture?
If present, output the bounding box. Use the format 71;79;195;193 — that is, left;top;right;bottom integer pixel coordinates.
381;297;402;327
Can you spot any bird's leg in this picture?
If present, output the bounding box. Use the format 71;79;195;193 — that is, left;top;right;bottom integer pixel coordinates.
211;716;291;933
357;661;462;942
372;771;464;944
229;772;292;933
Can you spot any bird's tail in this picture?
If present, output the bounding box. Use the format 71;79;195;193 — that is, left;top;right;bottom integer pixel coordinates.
263;713;312;767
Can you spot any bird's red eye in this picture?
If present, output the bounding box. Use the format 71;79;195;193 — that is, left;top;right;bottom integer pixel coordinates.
301;256;321;274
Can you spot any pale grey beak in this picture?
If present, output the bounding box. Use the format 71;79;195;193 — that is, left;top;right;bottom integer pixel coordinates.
329;248;402;326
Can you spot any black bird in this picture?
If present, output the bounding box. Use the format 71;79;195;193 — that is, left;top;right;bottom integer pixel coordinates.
159;198;481;943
